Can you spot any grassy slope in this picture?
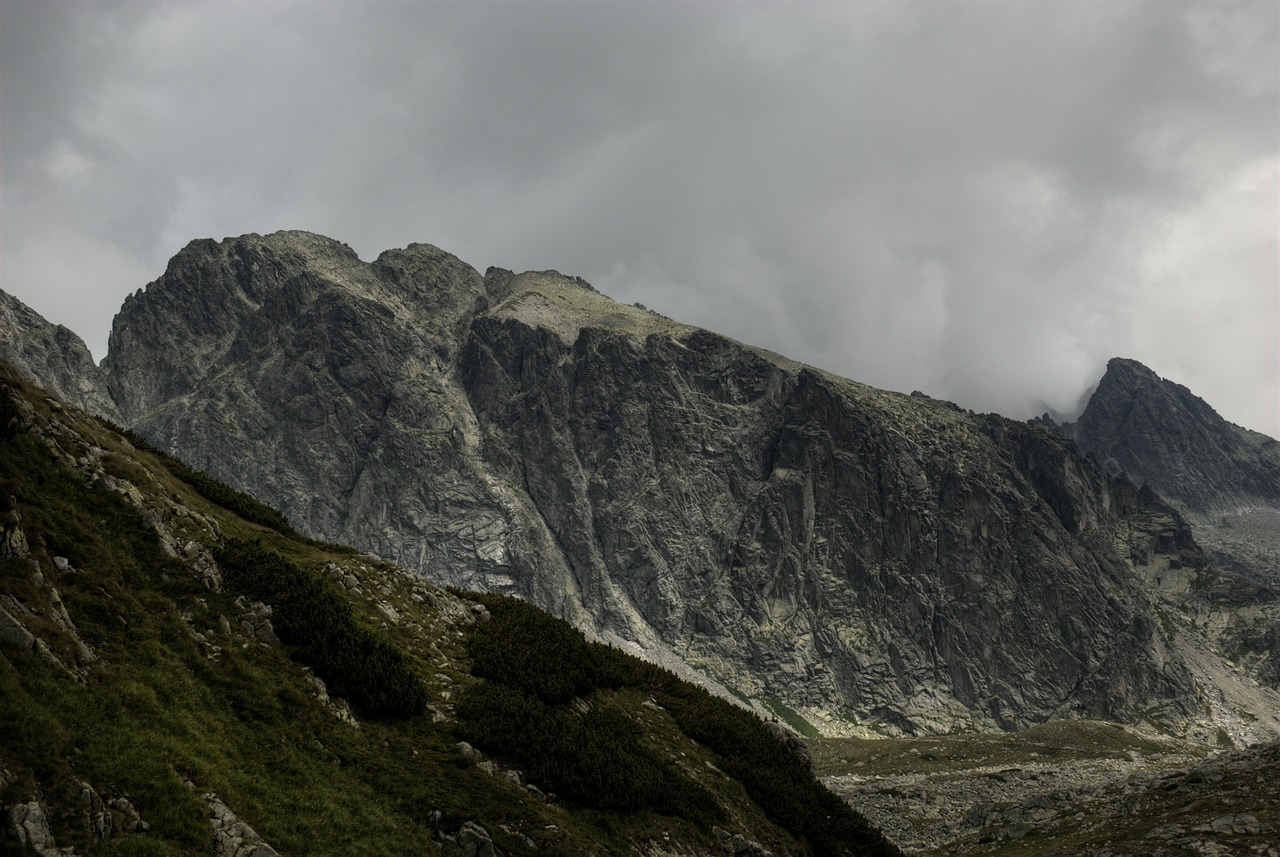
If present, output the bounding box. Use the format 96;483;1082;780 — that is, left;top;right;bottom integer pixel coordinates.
0;366;899;857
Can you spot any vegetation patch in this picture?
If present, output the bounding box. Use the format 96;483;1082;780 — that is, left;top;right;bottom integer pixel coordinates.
214;538;426;719
762;697;822;738
1;371;903;856
458;594;902;857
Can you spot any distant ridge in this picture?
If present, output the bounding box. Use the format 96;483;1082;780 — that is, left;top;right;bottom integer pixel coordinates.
1057;357;1280;513
0;288;120;421
1052;357;1280;585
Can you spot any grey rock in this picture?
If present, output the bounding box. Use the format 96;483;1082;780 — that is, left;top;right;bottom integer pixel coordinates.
109;797;149;832
0;524;27;560
1058;358;1279;515
456;820;503;857
713;825;774;856
1049;363;1280;710
1055;357;1280;586
7;801;63;856
205;792;279;857
1;504;28;559
1204;813;1271;835
0;288;121;421
95;231;1276;736
79;781;112;839
0;602;36;652
48;588;96;665
1146;823;1187;839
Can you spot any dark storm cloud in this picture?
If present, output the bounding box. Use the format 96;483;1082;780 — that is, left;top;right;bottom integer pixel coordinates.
2;0;1276;435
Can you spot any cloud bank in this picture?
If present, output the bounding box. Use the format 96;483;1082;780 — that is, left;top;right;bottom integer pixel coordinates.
2;0;1276;434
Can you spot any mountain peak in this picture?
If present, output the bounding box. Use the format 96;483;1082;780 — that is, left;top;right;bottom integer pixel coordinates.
0;288;121;421
1065;357;1278;515
7;234;1279;745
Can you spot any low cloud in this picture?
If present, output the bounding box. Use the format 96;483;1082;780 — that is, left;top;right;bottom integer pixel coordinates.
2;0;1275;434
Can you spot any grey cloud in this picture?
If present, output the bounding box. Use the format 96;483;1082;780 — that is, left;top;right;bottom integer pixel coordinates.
1;0;1275;435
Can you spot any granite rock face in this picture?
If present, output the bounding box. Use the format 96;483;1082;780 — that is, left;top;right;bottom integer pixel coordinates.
1054;357;1280;586
1058;358;1279;514
103;232;575;617
0;289;120;421
92;231;1276;736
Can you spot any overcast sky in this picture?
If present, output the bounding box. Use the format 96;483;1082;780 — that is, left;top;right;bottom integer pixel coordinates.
2;0;1276;436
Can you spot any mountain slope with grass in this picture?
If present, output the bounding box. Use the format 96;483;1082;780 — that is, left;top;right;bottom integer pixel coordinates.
0;362;901;857
76;230;1280;741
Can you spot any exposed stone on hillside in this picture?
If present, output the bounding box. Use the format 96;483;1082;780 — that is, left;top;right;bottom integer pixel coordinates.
6;801;69;856
446;820;503;857
1058;358;1279;515
88;231;1280;740
1053;358;1280;589
205;792;280;857
0;289;120;422
940;739;1280;855
101;232;543;605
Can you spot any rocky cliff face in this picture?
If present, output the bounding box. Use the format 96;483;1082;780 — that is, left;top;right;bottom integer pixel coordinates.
1058;358;1279;514
1054;358;1280;586
79;232;1280;738
3;361;892;857
0;289;120;421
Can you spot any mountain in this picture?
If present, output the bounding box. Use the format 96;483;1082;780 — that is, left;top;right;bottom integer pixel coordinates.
0;289;120;422
1056;357;1279;513
0;360;901;856
78;230;1279;743
1052;358;1280;585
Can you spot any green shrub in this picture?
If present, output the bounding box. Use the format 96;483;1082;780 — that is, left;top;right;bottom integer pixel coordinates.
215;539;425;719
645;675;900;857
463;594;629;704
454;680;714;818
459;594;901;857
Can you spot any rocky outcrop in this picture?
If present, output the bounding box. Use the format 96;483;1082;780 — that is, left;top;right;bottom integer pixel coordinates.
7;801;67;856
0;289;120;421
450;820;503;857
1056;358;1280;515
101;232;540;603
1053;357;1280;588
8;803;46;851
462;289;1202;733
206;793;280;857
92;231;1277;737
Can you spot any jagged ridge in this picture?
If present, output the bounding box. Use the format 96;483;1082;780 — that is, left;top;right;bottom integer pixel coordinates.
74;230;1279;741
